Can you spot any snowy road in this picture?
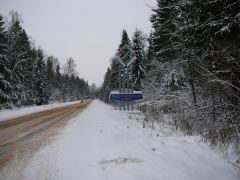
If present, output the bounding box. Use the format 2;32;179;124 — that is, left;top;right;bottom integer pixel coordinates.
0;100;239;180
0;101;91;176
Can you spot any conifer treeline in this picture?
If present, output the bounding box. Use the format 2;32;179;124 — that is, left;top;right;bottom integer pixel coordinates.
0;11;89;109
98;29;146;101
98;0;240;169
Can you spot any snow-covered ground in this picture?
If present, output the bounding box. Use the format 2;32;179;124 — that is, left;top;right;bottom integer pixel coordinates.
0;101;80;122
1;100;239;180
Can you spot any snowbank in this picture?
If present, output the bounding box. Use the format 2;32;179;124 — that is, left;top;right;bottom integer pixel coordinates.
21;100;239;180
0;101;80;122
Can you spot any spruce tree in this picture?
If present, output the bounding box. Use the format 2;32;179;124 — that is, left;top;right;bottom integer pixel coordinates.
46;56;54;92
150;0;181;63
19;29;35;105
132;30;145;91
99;67;111;102
35;48;48;105
145;32;154;72
6;11;33;106
109;29;131;91
118;29;132;50
207;0;240;106
0;14;11;108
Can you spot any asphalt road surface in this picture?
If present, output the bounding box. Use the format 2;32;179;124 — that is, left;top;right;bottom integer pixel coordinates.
0;101;91;172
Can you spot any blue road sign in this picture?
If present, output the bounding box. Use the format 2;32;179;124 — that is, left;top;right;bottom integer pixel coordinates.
109;92;143;101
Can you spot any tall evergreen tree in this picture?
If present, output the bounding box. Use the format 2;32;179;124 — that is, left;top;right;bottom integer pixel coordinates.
19;29;35;105
132;30;145;90
46;56;55;99
35;48;48;105
146;32;154;72
150;0;181;63
109;57;119;91
6;11;33;106
46;56;54;84
101;67;112;102
0;14;11;108
109;29;131;91
199;0;240;106
118;29;132;50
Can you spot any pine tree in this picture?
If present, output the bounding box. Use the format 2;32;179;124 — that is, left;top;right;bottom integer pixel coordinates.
46;55;62;101
109;29;131;91
0;14;11;108
183;0;240;107
207;0;240;106
46;56;55;93
146;32;154;72
118;29;132;50
146;0;186;97
19;29;35;105
109;57;119;91
6;11;33;106
150;0;181;63
132;30;145;91
35;48;48;105
102;68;112;102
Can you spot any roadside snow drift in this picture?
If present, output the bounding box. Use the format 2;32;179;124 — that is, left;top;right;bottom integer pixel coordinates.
19;100;239;179
0;101;80;122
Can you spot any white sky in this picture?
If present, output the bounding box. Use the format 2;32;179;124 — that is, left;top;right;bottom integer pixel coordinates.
0;0;156;87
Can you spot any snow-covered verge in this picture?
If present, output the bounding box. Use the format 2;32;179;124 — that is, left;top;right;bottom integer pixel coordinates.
0;101;80;122
17;100;239;180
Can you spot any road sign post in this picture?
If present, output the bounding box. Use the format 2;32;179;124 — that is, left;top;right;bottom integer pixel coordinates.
110;44;143;111
118;65;121;111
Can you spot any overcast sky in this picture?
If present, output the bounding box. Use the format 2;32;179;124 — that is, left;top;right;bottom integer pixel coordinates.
0;0;156;87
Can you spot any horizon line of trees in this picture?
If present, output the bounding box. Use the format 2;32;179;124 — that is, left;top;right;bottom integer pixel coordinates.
98;0;240;171
0;11;90;109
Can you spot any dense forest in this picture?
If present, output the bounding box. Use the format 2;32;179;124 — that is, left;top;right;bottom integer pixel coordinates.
98;0;240;171
1;0;240;172
0;11;90;109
